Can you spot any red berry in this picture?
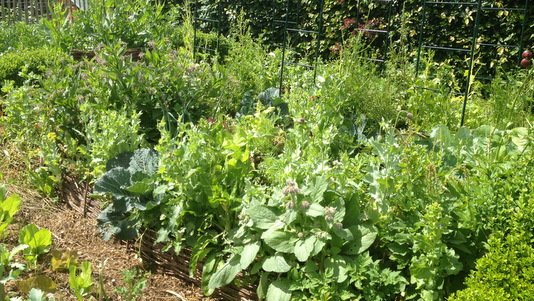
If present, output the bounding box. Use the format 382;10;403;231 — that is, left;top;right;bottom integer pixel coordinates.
523;50;533;60
521;58;531;68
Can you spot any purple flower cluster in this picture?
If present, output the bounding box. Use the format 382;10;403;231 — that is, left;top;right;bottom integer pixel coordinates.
324;206;336;221
282;181;301;195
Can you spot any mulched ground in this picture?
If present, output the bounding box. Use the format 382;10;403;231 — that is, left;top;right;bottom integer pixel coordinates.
3;184;214;300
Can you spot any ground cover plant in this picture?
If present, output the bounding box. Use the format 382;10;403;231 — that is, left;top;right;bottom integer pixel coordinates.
1;0;534;300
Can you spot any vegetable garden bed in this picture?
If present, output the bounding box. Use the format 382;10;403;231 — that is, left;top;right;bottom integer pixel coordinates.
1;0;534;300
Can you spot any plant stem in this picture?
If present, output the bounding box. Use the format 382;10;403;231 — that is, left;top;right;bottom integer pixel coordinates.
0;283;5;301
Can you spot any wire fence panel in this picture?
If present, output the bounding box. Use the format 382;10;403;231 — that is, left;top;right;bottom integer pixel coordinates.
0;0;88;24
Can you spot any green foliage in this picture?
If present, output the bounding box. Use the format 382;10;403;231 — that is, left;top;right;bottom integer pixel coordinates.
79;108;145;180
94;148;159;241
0;192;22;239
27;288;56;301
0;21;49;53
0;244;28;300
44;0;166;50
1;2;534;299
0;244;27;283
0;47;67;88
17;275;57;295
69;261;94;301
50;249;79;273
113;267;149;301
18;224;52;267
238;87;288;117
449;187;534;301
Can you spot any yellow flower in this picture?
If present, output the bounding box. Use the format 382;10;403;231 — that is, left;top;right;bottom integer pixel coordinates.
47;132;57;141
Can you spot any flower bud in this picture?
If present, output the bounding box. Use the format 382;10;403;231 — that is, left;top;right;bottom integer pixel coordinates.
300;201;310;209
285;201;295;209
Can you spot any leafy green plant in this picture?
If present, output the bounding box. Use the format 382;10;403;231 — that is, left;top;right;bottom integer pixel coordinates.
0;244;27;300
8;287;56;301
17;275;56;296
237;87;288;118
94;148;160;241
50;249;79;273
79;108;145;180
69;261;94;301
18;224;52;268
449;181;534;301
27;288;56;301
0;47;66;88
113;267;149;301
0;192;22;240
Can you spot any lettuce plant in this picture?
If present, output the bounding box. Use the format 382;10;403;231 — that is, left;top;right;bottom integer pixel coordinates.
18;224;52;268
69;261;94;301
0;190;22;239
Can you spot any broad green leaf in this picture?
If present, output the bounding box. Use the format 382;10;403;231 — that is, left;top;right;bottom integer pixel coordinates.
19;224;39;245
240;241;261;269
266;279;292;301
304;260;318;273
208;254;242;289
305;203;324;217
17;275;56;294
410;261;432;288
344;224;377;255
28;288;47;301
31;229;52;254
93;167;132;199
155;228;170;244
19;224;52;256
430;125;452;150
262;253;291;273
125;181;153;195
388;242;410;256
247;205;280;229
79;261;93;287
69;262;94;298
294;240;309;262
324;255;348;283
257;272;270;300
2;194;21;217
333;198;345;221
201;255;218;296
312;237;326;256
263;230;297;253
128;148;158;176
309;176;328;203
333;227;354;241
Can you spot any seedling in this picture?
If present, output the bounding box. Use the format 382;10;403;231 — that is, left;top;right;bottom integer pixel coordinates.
69;261;94;301
51;249;79;272
0;244;27;300
0;192;22;240
114;267;149;301
18;224;52;268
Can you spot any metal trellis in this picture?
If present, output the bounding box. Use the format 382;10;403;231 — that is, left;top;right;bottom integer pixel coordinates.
355;0;394;64
275;0;325;95
415;0;529;127
193;0;223;58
